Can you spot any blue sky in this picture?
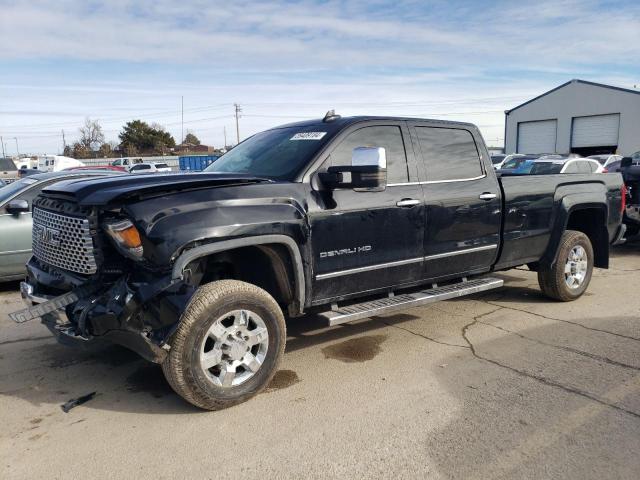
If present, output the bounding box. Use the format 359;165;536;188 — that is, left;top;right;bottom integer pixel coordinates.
1;0;639;154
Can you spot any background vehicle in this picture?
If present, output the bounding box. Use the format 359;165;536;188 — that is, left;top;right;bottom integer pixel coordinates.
498;154;542;173
14;115;624;410
588;154;623;169
490;154;506;166
111;157;145;168
493;153;526;170
0;170;125;282
528;158;605;175
36;155;85;172
18;167;41;178
65;165;127;172
128;162;172;174
0;157;19;184
620;158;640;237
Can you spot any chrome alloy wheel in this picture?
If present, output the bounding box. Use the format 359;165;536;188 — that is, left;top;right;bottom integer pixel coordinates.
564;246;588;289
200;309;269;387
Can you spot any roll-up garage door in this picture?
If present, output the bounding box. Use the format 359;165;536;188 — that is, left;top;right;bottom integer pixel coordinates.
571;114;620;148
517;120;557;154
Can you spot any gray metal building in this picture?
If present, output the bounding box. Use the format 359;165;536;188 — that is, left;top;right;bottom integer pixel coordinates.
504;79;640;156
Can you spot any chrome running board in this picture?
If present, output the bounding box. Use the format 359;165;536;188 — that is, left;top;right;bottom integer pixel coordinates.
318;277;503;326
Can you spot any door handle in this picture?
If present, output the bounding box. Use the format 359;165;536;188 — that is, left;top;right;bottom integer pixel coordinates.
396;199;420;207
479;193;497;201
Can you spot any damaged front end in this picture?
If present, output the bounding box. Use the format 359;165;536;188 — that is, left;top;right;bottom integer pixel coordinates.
11;194;196;364
16;258;193;363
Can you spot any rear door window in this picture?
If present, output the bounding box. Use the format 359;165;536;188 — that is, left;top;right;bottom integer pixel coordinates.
414;127;483;181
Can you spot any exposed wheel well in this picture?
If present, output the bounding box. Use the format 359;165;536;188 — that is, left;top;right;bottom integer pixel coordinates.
566;207;609;268
183;244;298;314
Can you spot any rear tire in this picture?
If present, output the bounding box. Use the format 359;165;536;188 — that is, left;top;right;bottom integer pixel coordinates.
162;280;286;410
537;230;593;302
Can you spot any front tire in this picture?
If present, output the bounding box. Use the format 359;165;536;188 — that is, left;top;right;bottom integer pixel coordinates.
162;280;286;410
537;230;594;302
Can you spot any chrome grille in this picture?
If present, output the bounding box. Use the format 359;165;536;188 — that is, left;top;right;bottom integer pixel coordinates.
32;207;98;275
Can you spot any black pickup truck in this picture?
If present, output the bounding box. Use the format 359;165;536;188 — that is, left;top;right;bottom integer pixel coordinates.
12;114;625;410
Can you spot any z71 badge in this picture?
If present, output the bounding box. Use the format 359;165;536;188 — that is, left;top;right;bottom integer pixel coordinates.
320;245;372;258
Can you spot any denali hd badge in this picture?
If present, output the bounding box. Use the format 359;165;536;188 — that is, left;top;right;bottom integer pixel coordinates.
320;245;372;258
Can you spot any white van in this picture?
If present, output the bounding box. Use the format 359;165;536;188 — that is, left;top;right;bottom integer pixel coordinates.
37;155;85;172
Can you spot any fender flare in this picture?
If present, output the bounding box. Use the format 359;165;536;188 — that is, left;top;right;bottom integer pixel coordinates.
172;235;306;314
541;196;608;268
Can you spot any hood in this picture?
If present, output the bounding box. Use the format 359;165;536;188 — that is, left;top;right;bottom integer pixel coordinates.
41;172;272;205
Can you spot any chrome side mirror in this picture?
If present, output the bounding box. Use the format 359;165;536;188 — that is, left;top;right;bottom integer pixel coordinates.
319;146;387;192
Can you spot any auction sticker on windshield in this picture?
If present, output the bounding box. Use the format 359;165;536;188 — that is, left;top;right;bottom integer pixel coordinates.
290;132;327;140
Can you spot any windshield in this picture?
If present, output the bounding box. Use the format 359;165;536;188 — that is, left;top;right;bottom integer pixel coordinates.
0;177;38;204
205;126;332;180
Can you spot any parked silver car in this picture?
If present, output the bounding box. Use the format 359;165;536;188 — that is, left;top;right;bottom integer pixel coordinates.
0;170;124;282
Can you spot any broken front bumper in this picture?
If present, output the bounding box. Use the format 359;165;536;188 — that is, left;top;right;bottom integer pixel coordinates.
13;259;192;363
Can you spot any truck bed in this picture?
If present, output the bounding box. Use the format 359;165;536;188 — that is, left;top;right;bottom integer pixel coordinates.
495;173;624;270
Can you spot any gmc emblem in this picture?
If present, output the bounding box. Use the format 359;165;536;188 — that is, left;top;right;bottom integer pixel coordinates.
34;224;61;247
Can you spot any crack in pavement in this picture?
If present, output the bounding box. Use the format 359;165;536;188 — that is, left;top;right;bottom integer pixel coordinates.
478;320;640;372
482;300;640;342
461;315;640;420
376;318;469;349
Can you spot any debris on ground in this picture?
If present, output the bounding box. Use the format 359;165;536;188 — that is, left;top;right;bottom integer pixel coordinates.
61;392;97;413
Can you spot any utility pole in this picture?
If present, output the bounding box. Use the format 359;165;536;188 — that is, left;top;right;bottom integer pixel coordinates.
0;136;5;157
13;137;19;157
181;96;184;144
62;130;66;152
234;104;242;144
223;127;227;148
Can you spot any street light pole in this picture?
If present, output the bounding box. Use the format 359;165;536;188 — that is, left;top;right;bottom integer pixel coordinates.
13;137;19;156
0;136;5;157
234;104;242;144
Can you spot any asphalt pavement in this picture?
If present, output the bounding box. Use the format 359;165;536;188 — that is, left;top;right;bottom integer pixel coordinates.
1;244;639;479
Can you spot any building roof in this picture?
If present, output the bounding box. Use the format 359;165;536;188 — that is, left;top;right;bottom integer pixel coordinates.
506;79;640;115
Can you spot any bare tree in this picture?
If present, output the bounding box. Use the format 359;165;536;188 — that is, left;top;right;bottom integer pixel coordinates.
79;117;105;151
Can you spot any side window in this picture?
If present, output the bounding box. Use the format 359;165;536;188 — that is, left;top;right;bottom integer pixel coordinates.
563;162;579;173
330;126;409;184
577;161;592;174
415;127;483;181
502;159;518;169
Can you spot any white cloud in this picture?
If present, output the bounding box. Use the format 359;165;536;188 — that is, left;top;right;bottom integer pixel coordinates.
0;0;638;153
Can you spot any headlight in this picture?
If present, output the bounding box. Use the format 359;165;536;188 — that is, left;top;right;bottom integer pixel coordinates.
103;219;144;260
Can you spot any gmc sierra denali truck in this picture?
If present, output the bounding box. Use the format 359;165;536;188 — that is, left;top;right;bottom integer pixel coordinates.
11;113;625;410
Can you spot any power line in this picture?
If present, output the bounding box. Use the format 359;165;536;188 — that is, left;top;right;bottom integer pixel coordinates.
3;103;232;131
